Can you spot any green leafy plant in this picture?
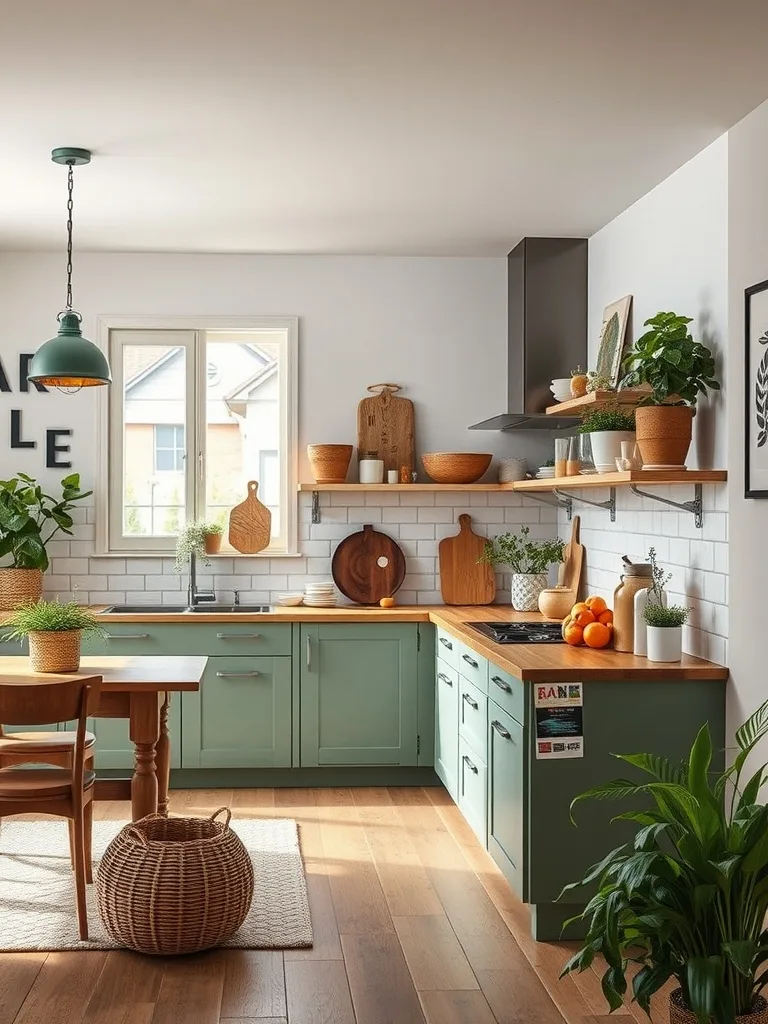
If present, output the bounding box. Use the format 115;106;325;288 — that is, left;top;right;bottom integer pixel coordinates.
2;599;106;639
648;545;672;603
203;521;224;536
479;525;563;575
620;312;720;406
586;371;615;393
541;458;556;468
560;701;768;1022
173;520;223;573
0;473;93;571
644;602;689;627
578;410;636;433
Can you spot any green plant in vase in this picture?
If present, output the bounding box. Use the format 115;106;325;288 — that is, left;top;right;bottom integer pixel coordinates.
480;525;564;611
174;520;225;573
3;599;106;673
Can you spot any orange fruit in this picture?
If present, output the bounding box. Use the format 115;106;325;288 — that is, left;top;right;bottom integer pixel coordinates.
583;621;612;648
563;622;584;646
571;601;589;616
585;595;608;615
573;608;596;628
597;609;613;625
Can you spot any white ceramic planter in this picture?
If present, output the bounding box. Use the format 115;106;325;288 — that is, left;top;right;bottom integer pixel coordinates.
588;431;637;473
646;625;683;663
510;573;549;612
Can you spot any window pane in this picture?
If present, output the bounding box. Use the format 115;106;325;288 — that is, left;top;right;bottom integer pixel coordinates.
122;344;186;537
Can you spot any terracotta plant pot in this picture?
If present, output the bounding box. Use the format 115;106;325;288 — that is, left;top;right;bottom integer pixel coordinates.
635;405;693;467
670;988;768;1024
28;630;82;673
203;533;222;555
307;444;353;484
0;567;43;611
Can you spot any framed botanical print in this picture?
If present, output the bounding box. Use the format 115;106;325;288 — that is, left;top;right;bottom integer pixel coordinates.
595;295;632;385
745;279;768;497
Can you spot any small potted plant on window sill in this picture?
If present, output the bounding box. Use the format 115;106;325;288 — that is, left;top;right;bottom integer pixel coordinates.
3;599;106;672
201;522;224;555
620;311;720;467
480;525;564;611
578;409;636;474
174;520;226;573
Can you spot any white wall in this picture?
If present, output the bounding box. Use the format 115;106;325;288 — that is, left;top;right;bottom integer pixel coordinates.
560;137;730;663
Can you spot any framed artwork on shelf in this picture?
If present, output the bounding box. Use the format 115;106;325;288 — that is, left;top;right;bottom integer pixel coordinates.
745;278;768;498
595;295;632;385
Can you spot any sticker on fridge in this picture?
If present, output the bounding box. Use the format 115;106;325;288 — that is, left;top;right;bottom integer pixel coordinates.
534;682;584;759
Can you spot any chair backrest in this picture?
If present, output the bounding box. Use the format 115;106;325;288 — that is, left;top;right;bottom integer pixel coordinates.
0;676;102;727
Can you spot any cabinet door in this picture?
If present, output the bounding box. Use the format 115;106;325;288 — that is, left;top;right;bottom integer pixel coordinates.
435;658;459;800
458;736;487;845
300;624;418;766
487;703;526;899
181;656;292;768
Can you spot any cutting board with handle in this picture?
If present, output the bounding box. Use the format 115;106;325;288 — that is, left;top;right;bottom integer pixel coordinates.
438;514;496;606
558;515;584;600
331;524;406;605
228;480;272;554
357;383;415;475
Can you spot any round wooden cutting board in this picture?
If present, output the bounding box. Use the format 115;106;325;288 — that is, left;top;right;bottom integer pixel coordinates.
331;524;406;605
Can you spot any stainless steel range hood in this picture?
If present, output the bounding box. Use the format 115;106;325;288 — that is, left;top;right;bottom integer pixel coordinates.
470;237;587;431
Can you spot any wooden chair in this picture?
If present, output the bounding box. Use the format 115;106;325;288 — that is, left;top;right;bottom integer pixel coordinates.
0;675;102;939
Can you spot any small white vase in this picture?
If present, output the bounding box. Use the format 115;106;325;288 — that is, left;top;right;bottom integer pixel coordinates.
589;431;637;474
646;625;683;663
510;573;549;612
634;589;667;656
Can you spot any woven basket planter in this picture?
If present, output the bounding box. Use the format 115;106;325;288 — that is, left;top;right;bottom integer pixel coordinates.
97;808;254;956
307;444;353;484
669;988;768;1024
0;568;43;611
28;630;81;672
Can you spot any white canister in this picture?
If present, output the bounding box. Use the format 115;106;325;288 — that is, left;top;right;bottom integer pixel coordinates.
359;455;384;484
633;588;667;656
498;457;527;483
646;625;683;662
387;469;399;484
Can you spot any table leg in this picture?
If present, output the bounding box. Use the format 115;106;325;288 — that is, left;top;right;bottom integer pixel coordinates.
129;692;161;821
155;693;171;817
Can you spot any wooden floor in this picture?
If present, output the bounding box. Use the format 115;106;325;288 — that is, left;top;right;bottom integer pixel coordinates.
0;787;670;1024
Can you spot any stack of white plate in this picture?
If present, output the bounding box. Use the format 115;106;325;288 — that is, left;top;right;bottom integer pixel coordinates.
303;581;337;607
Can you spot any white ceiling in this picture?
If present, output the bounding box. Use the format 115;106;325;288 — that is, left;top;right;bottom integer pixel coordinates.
2;0;768;256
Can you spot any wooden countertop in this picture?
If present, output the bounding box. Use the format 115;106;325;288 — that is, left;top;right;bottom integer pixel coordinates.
0;655;206;692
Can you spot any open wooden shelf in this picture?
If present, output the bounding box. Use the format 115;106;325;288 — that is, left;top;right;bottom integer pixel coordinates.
514;469;727;492
298;482;515;492
545;389;649;415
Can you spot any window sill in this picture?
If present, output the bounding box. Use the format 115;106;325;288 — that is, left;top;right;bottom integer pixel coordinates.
93;550;303;559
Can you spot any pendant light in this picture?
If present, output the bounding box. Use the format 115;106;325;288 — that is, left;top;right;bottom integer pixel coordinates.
27;147;111;392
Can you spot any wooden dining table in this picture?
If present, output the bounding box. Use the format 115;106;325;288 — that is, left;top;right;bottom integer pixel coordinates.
0;655;206;821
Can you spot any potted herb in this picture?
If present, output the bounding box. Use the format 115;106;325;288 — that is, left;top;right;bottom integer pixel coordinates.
3;599;106;672
644;601;689;662
480;525;564;611
578;409;636;473
174;521;224;573
0;473;92;610
561;702;768;1024
201;521;224;555
620;311;720;467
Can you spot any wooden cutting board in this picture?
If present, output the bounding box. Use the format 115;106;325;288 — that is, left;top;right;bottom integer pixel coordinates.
331;524;406;605
357;384;415;475
227;481;271;554
558;515;584;599
438;514;495;606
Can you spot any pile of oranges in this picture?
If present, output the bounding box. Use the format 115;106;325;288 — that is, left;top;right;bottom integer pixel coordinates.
562;595;613;648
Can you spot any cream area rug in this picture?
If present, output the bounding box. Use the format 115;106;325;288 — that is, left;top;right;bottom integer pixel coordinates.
0;817;313;952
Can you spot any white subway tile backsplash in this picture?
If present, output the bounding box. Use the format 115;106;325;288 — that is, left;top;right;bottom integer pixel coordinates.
365;490;399;506
144;575;182;591
417;506;454;523
400;490;434;506
45;576;73;592
347;507;381;524
399;524;435;540
107;575;145;591
382;506;417;523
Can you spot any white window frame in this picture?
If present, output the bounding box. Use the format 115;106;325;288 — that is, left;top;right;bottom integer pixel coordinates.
96;315;299;556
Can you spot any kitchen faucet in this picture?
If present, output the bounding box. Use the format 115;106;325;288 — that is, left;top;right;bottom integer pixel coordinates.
187;550;216;610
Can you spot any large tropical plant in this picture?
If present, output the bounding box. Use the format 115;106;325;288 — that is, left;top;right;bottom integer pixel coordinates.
561;700;768;1023
620;312;720;406
0;473;92;571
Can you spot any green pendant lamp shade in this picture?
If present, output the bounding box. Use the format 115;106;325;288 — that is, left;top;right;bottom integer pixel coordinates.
27;147;111;391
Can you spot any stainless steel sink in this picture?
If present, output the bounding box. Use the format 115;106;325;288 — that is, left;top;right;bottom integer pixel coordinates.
102;604;271;614
187;605;271;613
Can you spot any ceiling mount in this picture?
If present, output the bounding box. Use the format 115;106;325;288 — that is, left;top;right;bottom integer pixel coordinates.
51;147;91;166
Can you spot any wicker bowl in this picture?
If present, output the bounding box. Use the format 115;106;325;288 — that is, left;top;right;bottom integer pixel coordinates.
97;808;254;956
307;444;353;483
421;452;492;484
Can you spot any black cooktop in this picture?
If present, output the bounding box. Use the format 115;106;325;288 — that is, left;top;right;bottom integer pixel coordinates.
466;621;564;644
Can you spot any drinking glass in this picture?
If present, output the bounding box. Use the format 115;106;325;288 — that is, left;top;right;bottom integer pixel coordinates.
554;438;568;477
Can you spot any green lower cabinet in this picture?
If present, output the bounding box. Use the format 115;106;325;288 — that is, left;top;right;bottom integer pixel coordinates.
181;656;292;768
87;700;183;771
487;702;526;899
435;658;459;799
457;735;487;844
300;623;419;766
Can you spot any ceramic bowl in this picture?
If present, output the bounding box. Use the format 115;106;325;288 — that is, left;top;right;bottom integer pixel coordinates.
276;594;304;606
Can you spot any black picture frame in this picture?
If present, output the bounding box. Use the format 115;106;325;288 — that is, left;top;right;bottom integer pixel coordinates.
746;278;768;498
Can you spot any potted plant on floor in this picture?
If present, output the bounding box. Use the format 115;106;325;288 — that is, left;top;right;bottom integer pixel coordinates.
0;473;92;610
620;311;720;467
578;409;637;473
480;525;564;611
3;599;106;672
561;701;768;1024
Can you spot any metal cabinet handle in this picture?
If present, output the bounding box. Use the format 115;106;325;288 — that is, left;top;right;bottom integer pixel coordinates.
216;671;260;678
462;654;479;668
491;719;512;740
463;754;478;774
462;693;479;710
216;632;261;639
439;636;453;650
104;633;149;640
437;672;453;687
306;635;312;669
491;675;512;693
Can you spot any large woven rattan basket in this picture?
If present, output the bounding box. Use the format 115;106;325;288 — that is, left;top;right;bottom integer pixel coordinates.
669;989;768;1024
97;808;254;955
0;568;42;610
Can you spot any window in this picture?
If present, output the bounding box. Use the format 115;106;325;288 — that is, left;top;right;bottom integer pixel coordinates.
99;317;298;554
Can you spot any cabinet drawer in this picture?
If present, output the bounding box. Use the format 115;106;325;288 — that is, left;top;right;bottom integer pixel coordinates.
488;705;526;899
435;657;459;801
459;678;487;761
457;642;488;694
436;657;458;692
488;663;525;725
91;622;292;657
435;627;459;669
458;736;487;845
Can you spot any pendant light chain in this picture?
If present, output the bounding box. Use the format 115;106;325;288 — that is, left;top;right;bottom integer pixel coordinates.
65;162;75;312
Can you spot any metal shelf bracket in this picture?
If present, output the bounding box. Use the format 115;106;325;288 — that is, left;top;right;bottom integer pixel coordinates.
629;482;703;529
311;490;321;524
520;492;574;519
553;486;616;522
